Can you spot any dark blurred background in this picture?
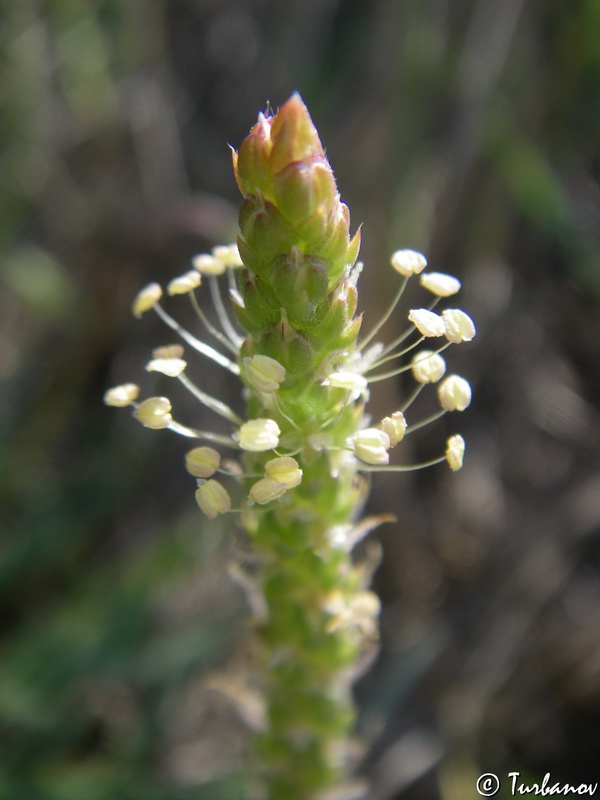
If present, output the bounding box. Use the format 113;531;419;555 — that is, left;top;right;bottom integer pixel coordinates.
1;1;600;798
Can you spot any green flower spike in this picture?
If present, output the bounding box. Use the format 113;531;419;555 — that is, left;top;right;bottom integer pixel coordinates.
104;93;476;800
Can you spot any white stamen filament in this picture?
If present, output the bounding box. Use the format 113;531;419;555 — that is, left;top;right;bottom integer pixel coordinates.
400;383;425;412
369;340;451;374
188;290;239;354
274;395;302;431
377;298;442;359
404;409;447;435
153;303;240;375
177;373;243;425
208;274;244;348
358;275;409;350
167;420;241;447
358;455;446;472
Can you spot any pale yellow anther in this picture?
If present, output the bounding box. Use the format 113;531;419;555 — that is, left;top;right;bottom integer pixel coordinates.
408;308;446;337
437;375;472;411
132;282;162;318
145;357;187;377
192;253;226;275
244;355;286;394
353;590;382;618
103;383;140;407
212;243;243;268
249;477;287;505
324;371;368;392
420;271;461;297
167;270;201;295
237;418;281;452
265;456;303;488
152;344;184;359
390;249;428;277
133;397;172;429
442;308;476;343
195;479;232;518
446;434;465;471
411;350;446;383
324;589;381;635
352;428;390;465
379;411;407;446
185;446;221;478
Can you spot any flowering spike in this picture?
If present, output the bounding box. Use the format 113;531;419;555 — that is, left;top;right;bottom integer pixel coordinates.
107;95;476;800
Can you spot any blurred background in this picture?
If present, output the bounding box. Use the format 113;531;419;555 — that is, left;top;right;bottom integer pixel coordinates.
1;1;600;798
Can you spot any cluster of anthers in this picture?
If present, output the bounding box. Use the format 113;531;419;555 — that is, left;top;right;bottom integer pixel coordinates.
104;245;475;519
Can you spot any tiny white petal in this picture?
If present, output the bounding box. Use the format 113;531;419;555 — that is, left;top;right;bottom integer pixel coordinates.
420;272;461;297
408;308;446;337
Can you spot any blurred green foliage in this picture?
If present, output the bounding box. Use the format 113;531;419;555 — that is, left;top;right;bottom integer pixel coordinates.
1;1;600;799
